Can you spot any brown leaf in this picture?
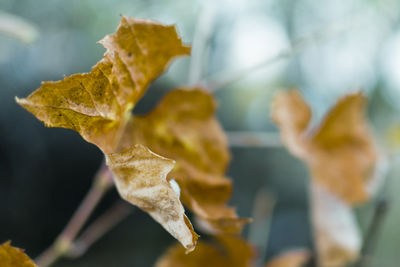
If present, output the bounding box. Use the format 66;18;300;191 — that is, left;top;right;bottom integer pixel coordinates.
16;16;190;154
310;182;361;267
271;90;376;267
265;249;310;267
106;144;198;252
119;88;250;234
271;90;378;204
155;235;255;267
271;90;311;158
16;16;197;252
0;241;37;267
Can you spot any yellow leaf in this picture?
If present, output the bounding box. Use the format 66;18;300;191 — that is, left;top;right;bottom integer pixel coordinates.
0;241;37;267
119;88;251;234
16;16;197;252
271;90;378;204
16;60;121;153
264;249;310;267
155;235;255;267
16;16;190;154
106;144;198;252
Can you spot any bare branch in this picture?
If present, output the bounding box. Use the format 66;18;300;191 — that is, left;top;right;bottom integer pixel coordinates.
354;199;389;267
228;131;282;148
66;201;133;259
35;162;113;267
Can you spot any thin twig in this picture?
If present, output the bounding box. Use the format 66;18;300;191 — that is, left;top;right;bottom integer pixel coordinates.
35;162;114;267
188;4;216;86
205;12;364;91
66;201;134;258
228;131;282;148
0;11;39;43
354;199;389;267
247;188;276;267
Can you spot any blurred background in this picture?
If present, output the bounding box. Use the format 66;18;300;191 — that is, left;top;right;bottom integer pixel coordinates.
1;0;400;266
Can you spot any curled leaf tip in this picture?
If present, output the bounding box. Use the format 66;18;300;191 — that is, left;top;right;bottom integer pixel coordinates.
106;144;198;252
123;87;250;235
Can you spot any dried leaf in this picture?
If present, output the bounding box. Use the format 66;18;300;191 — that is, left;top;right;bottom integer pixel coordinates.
265;249;310;267
119;88;250;234
272;90;379;266
0;241;37;267
271;90;311;158
16;60;121;153
106;144;198;252
310;182;361;267
271;90;378;204
155;235;255;267
16;16;197;251
16;16;190;154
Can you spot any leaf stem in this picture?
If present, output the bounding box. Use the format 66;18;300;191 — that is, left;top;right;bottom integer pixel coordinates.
353;199;389;267
247;188;275;266
35;162;113;267
188;4;216;86
205;12;362;91
66;201;133;259
227;131;282;148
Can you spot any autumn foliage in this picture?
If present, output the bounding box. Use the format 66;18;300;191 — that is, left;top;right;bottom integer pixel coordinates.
0;241;37;267
272;90;381;266
3;14;385;267
15;14;251;263
272;90;378;204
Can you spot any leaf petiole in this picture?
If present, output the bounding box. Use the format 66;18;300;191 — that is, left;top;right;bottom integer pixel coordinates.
35;162;113;267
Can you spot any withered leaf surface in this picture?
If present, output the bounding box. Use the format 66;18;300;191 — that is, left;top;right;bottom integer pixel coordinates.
16;16;198;251
271;90;378;204
0;241;37;267
264;249;310;267
155;235;255;267
16;16;190;154
119;88;250;234
106;144;198;252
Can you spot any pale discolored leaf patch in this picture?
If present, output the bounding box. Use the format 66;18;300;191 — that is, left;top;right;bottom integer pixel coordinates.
264;249;310;267
106;144;198;252
16;16;190;154
155;235;255;267
119;88;251;234
0;241;37;267
271;90;378;205
310;182;361;267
